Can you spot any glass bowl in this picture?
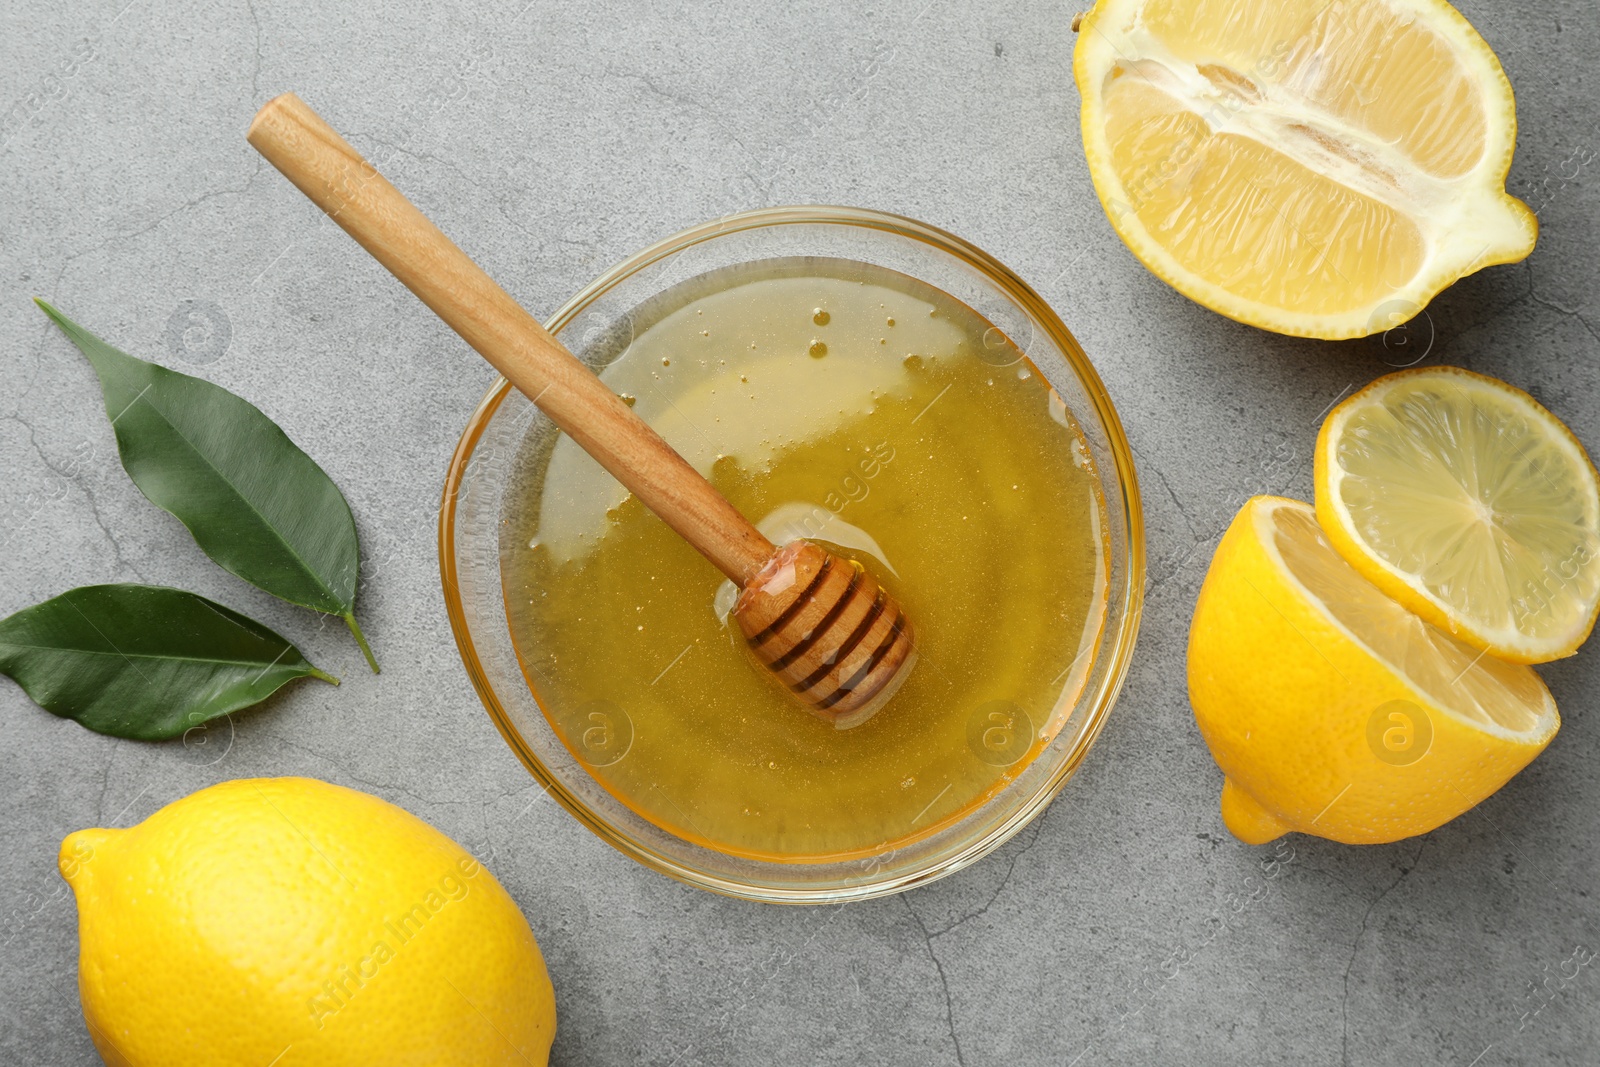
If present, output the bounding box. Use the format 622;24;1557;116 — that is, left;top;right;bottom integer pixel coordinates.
440;206;1144;903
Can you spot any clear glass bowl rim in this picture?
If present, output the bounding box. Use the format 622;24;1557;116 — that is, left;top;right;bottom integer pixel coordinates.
438;204;1146;903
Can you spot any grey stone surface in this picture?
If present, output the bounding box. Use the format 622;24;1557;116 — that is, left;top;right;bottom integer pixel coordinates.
1;0;1597;1063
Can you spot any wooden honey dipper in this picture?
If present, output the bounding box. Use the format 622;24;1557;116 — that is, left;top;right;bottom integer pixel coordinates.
247;93;915;726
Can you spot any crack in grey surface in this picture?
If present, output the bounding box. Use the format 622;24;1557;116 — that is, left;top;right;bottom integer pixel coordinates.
909;811;1050;939
1528;284;1600;349
245;0;264;105
55;161;266;282
902;895;967;1067
357;134;549;253
1144;458;1202;542
1;413;142;580
257;732;467;811
1341;841;1428;1067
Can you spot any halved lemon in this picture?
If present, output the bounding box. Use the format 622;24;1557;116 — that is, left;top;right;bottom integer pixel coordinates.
1316;366;1600;663
1189;496;1557;845
1074;0;1537;338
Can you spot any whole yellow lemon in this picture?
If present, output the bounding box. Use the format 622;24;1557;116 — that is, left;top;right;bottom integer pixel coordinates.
59;777;556;1066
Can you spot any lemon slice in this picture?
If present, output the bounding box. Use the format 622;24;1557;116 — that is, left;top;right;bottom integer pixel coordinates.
1074;0;1537;338
1316;366;1600;663
1189;496;1557;844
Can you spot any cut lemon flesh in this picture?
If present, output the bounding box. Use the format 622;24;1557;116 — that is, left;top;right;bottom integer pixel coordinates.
1188;497;1557;844
1317;366;1600;662
1275;504;1548;735
1075;0;1536;338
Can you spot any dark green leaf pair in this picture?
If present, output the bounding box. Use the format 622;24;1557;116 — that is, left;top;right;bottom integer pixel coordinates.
0;303;376;739
0;585;336;740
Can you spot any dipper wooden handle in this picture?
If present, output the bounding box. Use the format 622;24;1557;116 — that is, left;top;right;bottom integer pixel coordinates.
248;93;915;725
246;92;774;585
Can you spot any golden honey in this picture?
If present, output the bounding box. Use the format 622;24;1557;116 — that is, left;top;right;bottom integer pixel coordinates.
501;258;1107;861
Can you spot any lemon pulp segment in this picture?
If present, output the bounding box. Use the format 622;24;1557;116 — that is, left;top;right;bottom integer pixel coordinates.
1274;502;1551;738
1076;0;1535;337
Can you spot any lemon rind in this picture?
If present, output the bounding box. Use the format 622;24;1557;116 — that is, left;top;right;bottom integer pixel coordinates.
1189;495;1557;846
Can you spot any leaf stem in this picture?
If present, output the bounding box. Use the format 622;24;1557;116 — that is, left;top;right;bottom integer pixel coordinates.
309;667;341;686
342;612;380;674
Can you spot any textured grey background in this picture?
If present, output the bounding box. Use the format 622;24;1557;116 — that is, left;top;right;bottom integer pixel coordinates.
2;0;1597;1063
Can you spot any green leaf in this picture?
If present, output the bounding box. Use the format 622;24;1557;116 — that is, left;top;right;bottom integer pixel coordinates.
0;584;337;740
34;299;378;672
